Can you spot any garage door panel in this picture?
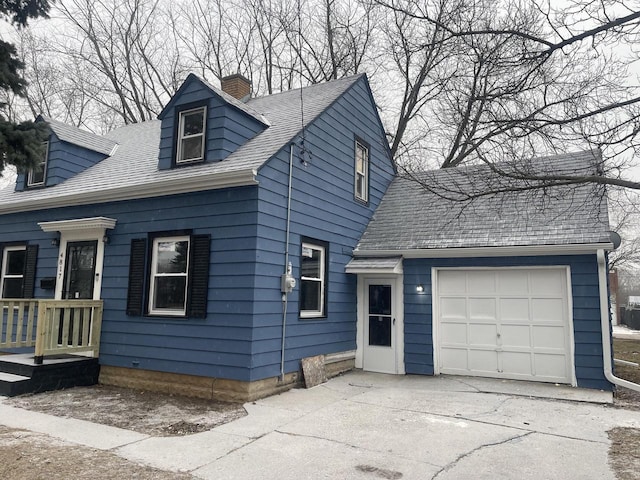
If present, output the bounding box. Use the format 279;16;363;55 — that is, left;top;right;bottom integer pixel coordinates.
497;271;529;295
440;347;468;370
468;350;498;373
467;271;496;295
468;323;498;347
437;268;572;385
438;271;467;294
440;297;466;318
531;298;565;323
468;297;496;320
532;325;566;349
534;354;568;379
529;270;565;296
500;298;530;322
501;324;531;348
501;351;532;375
440;323;467;345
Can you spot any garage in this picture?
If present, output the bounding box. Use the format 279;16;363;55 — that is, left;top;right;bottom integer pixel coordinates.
434;268;574;384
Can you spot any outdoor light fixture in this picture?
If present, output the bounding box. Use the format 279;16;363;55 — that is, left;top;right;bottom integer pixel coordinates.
416;284;424;293
51;236;60;247
102;235;110;244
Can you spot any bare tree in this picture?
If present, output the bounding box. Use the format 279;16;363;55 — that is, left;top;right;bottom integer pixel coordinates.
375;0;640;194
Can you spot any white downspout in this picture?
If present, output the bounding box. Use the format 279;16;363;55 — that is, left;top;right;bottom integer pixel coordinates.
597;249;640;392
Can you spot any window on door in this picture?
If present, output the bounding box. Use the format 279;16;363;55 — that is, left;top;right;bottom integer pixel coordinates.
62;241;97;300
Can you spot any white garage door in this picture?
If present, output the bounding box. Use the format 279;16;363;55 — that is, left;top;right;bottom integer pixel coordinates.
436;268;573;384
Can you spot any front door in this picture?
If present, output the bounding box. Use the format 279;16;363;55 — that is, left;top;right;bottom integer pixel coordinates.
62;241;98;300
363;280;397;373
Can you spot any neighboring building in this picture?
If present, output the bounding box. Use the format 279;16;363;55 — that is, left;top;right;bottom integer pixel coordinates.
347;153;614;391
0;73;396;399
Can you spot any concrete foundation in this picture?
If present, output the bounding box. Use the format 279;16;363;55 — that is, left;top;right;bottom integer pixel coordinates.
99;352;355;402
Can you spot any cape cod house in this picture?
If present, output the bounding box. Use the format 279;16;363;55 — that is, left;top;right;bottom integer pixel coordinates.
0;73;616;399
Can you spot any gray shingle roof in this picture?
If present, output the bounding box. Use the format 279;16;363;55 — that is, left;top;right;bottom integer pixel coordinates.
355;150;611;252
0;75;363;211
40;116;118;156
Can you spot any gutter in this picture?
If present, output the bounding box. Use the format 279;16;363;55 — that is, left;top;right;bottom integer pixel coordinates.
0;169;259;215
354;243;614;259
597;249;640;393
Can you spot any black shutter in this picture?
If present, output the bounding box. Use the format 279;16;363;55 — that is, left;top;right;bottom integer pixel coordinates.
188;234;211;318
126;238;147;316
23;244;38;298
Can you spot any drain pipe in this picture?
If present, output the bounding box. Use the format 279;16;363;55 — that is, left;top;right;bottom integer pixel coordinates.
280;143;295;382
597;249;640;392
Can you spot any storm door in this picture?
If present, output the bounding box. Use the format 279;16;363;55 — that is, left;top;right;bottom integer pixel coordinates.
62;241;98;300
363;280;397;373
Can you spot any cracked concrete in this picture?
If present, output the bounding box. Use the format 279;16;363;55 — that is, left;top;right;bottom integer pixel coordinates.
1;371;637;479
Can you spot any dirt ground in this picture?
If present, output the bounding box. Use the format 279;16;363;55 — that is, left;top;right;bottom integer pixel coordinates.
0;337;638;479
7;384;246;436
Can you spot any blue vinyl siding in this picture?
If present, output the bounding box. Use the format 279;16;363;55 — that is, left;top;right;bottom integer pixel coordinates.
252;77;395;381
15;134;107;190
0;187;261;382
402;255;612;391
157;78;265;169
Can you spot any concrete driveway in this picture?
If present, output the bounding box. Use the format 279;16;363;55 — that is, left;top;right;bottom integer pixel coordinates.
2;371;638;479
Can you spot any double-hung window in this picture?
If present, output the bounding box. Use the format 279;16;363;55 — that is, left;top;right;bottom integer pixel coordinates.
1;246;27;298
354;139;369;203
300;241;327;318
148;236;190;316
176;107;206;164
126;232;210;318
27;141;49;187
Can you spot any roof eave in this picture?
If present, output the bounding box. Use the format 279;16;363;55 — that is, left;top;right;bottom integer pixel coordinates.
0;169;259;215
353;243;614;258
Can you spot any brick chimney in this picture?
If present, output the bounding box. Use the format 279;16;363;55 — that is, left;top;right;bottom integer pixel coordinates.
221;74;251;101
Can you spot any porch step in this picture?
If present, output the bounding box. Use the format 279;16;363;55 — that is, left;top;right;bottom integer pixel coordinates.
0;372;31;397
0;354;99;397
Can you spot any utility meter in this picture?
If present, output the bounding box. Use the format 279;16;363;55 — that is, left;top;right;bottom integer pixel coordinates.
281;273;296;293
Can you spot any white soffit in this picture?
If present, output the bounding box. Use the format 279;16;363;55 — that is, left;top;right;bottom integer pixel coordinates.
38;217;117;232
345;257;403;274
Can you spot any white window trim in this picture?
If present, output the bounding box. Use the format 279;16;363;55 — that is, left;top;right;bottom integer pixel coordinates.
176;106;207;164
300;242;326;318
27;141;49;187
1;245;26;299
355;140;369;203
148;235;190;316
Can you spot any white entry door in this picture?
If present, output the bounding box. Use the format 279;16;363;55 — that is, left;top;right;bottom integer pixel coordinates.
435;268;574;384
363;279;397;374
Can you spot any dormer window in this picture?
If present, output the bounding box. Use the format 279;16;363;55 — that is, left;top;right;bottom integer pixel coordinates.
176;106;206;164
27;141;48;187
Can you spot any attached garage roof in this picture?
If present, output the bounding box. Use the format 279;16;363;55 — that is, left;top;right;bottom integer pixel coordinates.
355;150;612;254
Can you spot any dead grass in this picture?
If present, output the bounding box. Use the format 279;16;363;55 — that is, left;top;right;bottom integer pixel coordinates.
613;338;640;410
609;427;640;480
0;425;194;480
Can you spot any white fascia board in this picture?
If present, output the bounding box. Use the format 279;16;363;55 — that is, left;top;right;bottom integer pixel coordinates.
0;169;258;215
353;243;614;258
39;217;117;232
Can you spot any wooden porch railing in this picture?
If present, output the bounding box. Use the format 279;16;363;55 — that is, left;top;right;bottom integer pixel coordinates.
1;299;103;364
